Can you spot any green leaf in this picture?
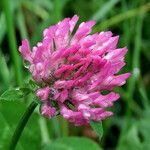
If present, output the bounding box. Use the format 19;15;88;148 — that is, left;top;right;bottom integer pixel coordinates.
117;112;150;150
43;137;103;150
91;0;119;21
0;87;32;101
117;126;142;150
90;121;103;139
0;13;6;45
43;142;68;150
0;112;24;150
23;0;49;20
0;51;10;90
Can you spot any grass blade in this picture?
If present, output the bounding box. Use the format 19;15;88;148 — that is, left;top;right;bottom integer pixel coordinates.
91;0;119;21
94;2;150;31
2;0;23;86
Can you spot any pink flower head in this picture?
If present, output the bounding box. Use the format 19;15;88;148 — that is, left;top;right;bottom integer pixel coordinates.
19;15;130;126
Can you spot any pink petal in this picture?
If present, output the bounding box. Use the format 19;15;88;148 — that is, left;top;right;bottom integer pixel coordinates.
19;39;32;63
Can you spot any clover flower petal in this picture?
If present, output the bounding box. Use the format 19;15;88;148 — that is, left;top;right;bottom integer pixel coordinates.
19;15;130;125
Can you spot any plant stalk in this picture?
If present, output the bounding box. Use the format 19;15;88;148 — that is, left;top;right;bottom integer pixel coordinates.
2;0;23;86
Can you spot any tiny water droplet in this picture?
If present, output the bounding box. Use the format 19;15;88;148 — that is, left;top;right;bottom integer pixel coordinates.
15;87;20;91
23;60;30;69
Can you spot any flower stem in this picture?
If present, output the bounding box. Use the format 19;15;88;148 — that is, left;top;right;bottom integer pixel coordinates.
9;101;38;150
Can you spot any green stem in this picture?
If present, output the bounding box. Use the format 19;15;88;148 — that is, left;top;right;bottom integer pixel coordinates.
2;0;23;86
9;101;38;150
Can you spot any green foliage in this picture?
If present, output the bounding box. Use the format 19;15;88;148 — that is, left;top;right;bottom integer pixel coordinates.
91;0;120;21
0;101;41;150
0;87;32;101
0;13;6;45
90;121;103;139
0;0;150;149
117;115;150;150
0;51;10;90
43;137;103;150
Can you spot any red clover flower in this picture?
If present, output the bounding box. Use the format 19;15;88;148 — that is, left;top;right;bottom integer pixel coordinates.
19;15;130;126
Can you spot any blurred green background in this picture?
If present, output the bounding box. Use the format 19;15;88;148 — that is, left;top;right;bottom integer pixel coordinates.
0;0;150;149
